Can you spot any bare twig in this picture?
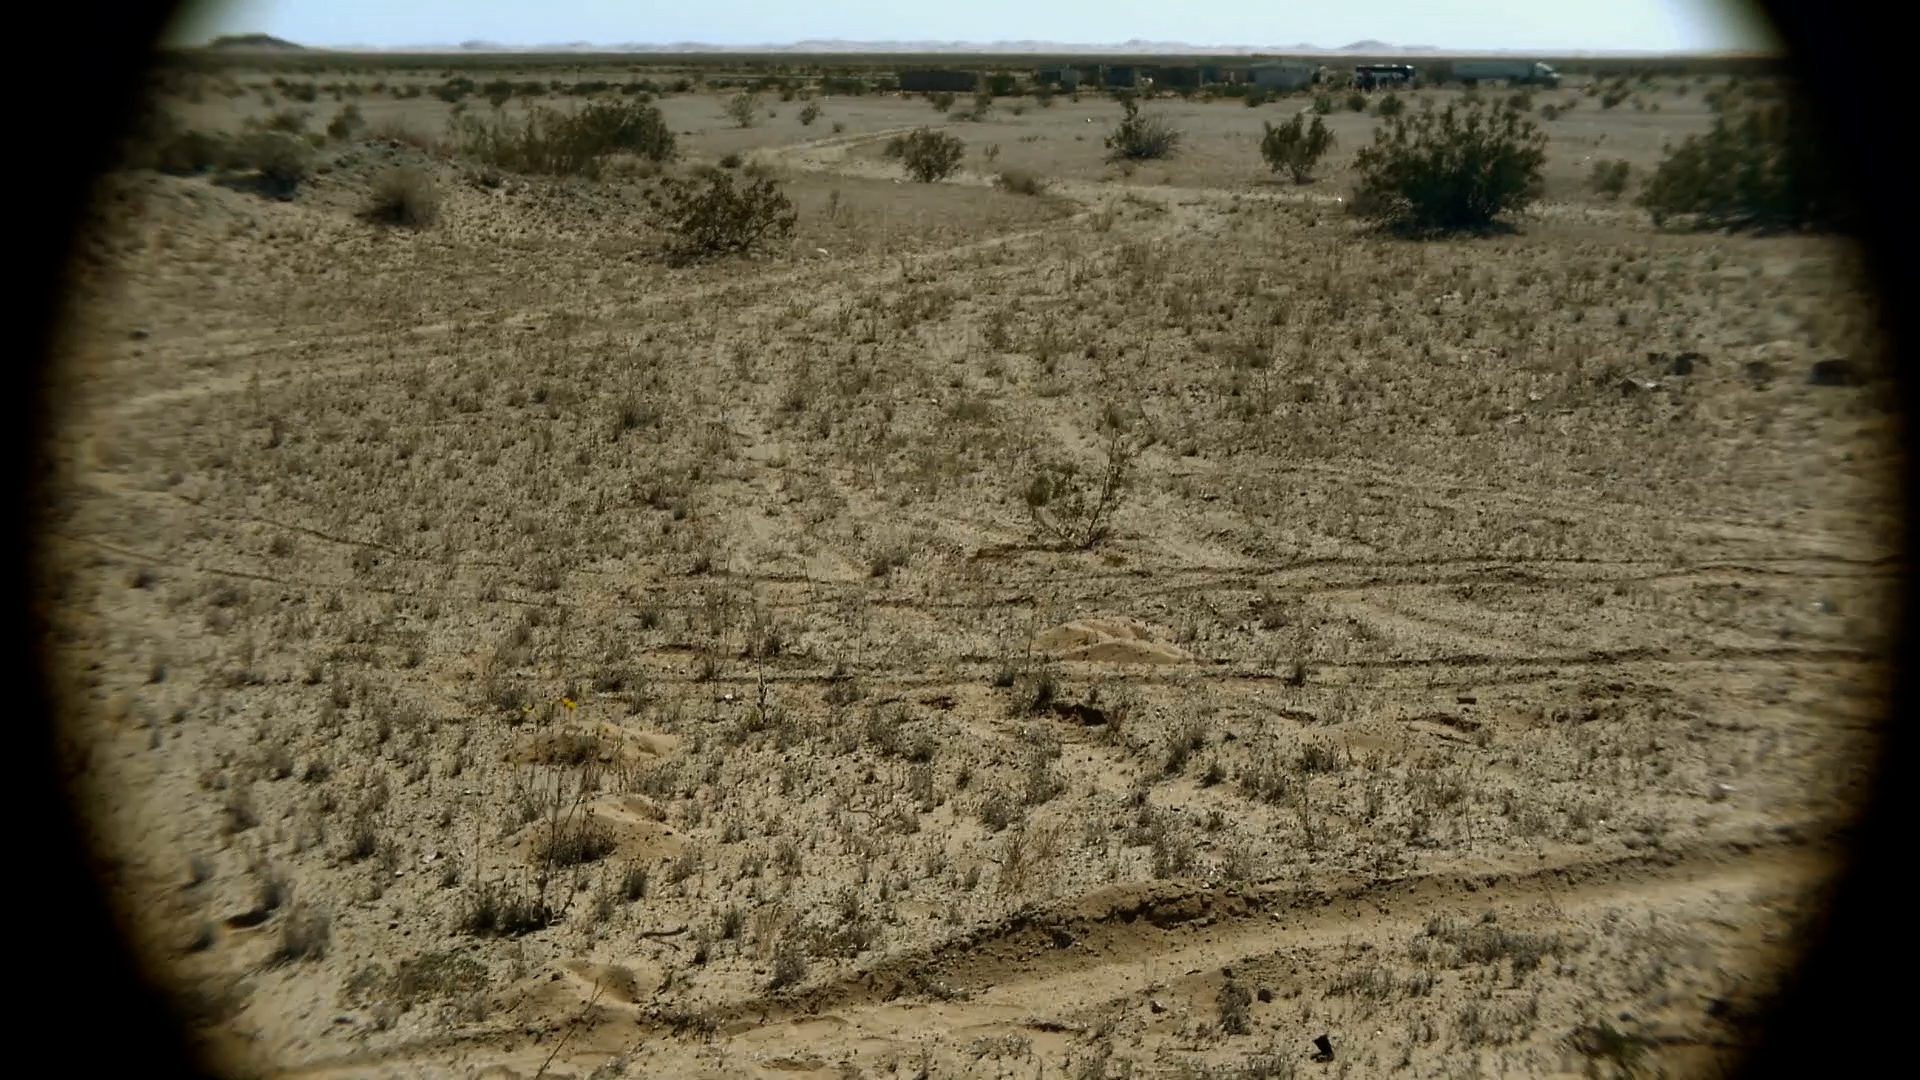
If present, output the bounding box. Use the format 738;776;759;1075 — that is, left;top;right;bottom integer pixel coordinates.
534;976;604;1080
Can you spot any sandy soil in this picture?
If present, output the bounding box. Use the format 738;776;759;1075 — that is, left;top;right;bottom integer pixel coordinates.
45;67;1897;1080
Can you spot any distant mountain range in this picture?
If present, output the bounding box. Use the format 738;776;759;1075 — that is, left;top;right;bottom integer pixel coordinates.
206;33;306;52
199;34;1755;58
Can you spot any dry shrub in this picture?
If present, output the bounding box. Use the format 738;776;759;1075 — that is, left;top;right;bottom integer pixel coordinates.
536;815;617;867
1589;158;1631;200
120;101;224;174
995;168;1047;195
367;122;448;155
1022;430;1137;550
325;103;365;141
725;91;759;128
229;131;313;198
768;938;809;990
1218;973;1253;1035
383;950;489;1010
364;166;440;228
151;130;228;175
460;883;552;937
269;905;331;965
644;168;797;264
259;107;310;135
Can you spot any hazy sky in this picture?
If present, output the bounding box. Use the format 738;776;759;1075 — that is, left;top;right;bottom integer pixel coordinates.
168;0;1782;52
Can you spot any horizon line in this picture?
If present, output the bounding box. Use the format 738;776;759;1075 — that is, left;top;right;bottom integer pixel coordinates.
194;36;1782;58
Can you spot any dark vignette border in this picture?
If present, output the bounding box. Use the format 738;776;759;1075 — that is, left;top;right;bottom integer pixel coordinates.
1;4;1907;1078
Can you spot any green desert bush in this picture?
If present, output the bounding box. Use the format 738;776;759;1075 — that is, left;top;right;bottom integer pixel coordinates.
1637;88;1841;231
453;98;674;177
1589;158;1631;200
1350;98;1547;233
725;91;759;128
1104;98;1181;161
1260;113;1335;183
900;127;966;182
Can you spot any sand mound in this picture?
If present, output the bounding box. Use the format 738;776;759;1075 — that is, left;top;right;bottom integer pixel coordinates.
508;724;677;767
561;959;653;1004
1032;616;1192;665
505;793;682;868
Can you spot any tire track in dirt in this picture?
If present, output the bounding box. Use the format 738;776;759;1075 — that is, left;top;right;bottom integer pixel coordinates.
498;550;1898;598
726;837;1829;1057
1247;458;1883;561
49;532;552;610
1225;642;1874;672
969;545;1897;578
72;470;526;576
606;644;1873;698
716;833;1831;1024
86;527;1883;608
94;313;494;420
266;831;1834;1079
62;515;1879;690
60;545;1864;682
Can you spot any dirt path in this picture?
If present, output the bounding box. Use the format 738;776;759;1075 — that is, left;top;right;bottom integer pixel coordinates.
265;832;1830;1079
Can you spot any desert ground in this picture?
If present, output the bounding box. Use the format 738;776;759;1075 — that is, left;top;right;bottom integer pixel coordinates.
43;59;1900;1080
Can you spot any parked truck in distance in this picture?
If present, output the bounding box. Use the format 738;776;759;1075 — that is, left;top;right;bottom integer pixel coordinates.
1450;60;1560;88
